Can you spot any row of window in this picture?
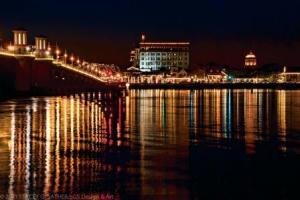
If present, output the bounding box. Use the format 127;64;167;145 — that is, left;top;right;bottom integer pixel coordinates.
140;52;188;56
140;47;189;51
140;56;188;61
140;61;188;66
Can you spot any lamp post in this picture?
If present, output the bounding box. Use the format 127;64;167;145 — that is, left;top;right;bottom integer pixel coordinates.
64;51;68;64
56;49;60;61
70;55;74;66
8;44;15;52
46;45;51;57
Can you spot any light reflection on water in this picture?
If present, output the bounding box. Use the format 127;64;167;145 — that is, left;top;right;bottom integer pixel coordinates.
0;93;127;199
0;89;300;199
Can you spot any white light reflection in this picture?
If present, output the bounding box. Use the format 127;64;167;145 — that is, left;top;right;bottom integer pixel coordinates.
55;97;61;193
44;100;51;195
8;105;16;200
70;96;75;192
278;90;287;152
25;106;31;200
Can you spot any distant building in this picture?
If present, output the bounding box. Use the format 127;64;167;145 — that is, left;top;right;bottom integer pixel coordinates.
130;35;190;72
130;48;140;68
278;66;300;82
206;70;228;82
245;51;257;68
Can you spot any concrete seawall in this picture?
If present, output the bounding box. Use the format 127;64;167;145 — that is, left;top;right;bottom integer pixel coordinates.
129;83;300;90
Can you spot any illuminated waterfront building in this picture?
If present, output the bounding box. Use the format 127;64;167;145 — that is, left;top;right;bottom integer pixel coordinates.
130;35;190;72
206;70;228;82
130;48;140;68
278;66;300;82
245;51;257;68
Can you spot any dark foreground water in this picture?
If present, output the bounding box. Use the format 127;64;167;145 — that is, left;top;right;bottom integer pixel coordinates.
0;89;300;200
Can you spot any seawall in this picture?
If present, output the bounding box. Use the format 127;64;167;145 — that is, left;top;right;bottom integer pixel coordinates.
129;83;300;90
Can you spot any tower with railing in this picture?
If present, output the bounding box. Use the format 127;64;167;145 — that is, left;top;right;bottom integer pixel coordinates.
12;28;28;54
35;35;48;57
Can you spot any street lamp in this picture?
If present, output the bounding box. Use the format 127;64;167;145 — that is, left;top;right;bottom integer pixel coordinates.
47;43;51;52
70;55;74;66
77;58;80;66
64;51;68;63
7;45;15;51
56;49;60;61
47;45;51;57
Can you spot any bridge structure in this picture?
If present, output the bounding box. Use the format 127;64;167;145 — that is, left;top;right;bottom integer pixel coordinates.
0;28;124;96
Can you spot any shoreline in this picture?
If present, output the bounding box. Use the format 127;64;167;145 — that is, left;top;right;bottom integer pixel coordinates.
129;83;300;90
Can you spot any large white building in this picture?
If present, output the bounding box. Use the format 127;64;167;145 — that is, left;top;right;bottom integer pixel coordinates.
130;36;190;72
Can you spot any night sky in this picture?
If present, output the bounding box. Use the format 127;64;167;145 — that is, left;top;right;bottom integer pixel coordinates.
1;0;300;68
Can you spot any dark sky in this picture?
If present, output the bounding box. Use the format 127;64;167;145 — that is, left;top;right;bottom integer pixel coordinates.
1;0;300;67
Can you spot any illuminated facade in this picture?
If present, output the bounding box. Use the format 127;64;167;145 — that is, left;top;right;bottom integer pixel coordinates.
245;51;257;68
130;48;140;68
131;36;190;72
279;66;300;82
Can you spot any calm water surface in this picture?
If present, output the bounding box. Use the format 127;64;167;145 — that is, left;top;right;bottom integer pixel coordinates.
0;89;300;200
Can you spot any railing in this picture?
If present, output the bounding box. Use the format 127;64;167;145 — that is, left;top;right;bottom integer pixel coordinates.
53;60;109;83
0;48;35;57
